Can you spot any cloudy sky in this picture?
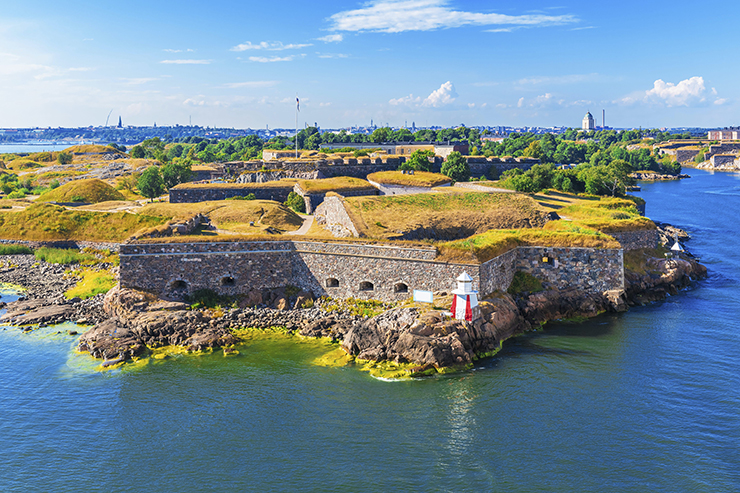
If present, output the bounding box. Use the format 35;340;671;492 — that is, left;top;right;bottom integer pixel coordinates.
0;0;736;129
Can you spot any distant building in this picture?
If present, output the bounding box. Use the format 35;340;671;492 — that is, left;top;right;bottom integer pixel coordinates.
320;141;469;158
582;112;595;131
707;128;740;140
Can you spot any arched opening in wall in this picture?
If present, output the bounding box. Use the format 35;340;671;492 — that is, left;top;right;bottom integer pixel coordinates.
326;278;339;288
359;281;374;292
170;280;188;291
221;276;235;287
394;283;408;293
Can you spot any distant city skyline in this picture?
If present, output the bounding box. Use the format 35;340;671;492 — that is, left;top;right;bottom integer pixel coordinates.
1;1;737;129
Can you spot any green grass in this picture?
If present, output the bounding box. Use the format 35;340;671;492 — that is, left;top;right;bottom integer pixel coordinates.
345;191;551;240
366;171;451;187
0;203;166;241
0;244;32;255
34;247;95;264
437;228;620;264
295;177;375;194
65;269;117;299
37;178;125;204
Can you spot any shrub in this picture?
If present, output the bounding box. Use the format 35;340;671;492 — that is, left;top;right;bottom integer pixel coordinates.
7;190;26;199
34;247;95;265
0;245;32;255
187;288;233;309
226;193;256;201
507;271;544;295
57;152;73;165
284;191;306;213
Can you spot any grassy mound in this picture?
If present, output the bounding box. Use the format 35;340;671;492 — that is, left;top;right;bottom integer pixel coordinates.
64;144;121;154
344;192;551;240
551;197;655;233
295;177;376;194
0;203;166;241
6;158;42;171
437;229;620;264
172;180;297;190
366;171;451;188
139;200;304;233
37;178;125;204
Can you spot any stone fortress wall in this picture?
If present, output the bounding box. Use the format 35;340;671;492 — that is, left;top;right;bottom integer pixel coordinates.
119;240;624;303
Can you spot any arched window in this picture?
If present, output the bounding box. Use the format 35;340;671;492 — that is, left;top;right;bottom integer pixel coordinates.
171;280;188;291
359;281;374;291
221;276;235;286
326;278;339;288
394;283;408;293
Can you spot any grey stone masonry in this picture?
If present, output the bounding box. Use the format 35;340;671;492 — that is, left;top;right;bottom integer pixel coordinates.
610;229;659;251
516;247;624;292
119;240;624;302
314;196;359;238
169;184;295;203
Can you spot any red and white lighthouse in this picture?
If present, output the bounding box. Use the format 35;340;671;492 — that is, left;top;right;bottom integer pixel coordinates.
450;272;479;322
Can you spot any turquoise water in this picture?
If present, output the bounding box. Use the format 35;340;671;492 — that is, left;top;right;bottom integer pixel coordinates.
1;169;739;492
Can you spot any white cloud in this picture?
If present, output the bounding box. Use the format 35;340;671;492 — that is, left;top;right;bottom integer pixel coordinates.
68;67;94;72
714;98;728;106
422;81;457;107
121;77;160;85
224;81;279;88
164;48;194;53
329;0;577;33
389;94;422;105
230;41;312;52
318;34;344;43
160;59;211;65
389;81;458;107
645;77;706;106
317;53;349;59
248;56;296;63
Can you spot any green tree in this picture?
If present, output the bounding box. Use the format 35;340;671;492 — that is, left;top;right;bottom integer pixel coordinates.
284;191;306;213
399;149;434;172
137;166;164;201
441;151;470;182
161;161;192;189
130;145;146;159
370;127;392;142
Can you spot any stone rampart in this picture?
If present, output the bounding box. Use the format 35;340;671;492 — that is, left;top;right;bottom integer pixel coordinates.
516;247;624;292
610;229;659;251
169;184;295;203
314;197;360;237
119;240;624;302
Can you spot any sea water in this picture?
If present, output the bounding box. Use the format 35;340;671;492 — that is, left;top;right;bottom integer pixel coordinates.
0;169;738;492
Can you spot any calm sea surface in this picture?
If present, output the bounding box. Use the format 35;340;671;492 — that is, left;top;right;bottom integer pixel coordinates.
0;143;89;154
1;169;739;492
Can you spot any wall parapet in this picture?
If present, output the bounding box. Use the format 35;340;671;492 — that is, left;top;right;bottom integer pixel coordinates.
119;240;624;302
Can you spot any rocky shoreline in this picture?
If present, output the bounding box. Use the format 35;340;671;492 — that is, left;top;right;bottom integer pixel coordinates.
0;225;707;374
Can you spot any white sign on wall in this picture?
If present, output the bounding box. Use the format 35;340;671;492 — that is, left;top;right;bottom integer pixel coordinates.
413;290;434;304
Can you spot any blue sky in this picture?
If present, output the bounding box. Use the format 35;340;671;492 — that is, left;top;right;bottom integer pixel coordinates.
0;0;737;129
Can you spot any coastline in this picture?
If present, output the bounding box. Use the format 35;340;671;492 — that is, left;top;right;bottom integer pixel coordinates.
0;223;707;376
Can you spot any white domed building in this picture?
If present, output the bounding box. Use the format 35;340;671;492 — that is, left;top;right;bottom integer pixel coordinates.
582;111;595;131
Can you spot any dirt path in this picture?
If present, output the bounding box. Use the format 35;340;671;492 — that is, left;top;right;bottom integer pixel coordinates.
287;214;314;235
